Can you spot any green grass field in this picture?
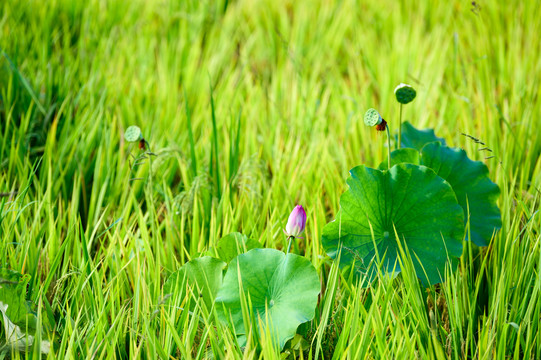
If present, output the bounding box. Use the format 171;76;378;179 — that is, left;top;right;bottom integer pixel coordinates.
1;0;540;358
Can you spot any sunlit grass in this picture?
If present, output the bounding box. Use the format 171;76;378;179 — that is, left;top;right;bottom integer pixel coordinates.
1;0;540;358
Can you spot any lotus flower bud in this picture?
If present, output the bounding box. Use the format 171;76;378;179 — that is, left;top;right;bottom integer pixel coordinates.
394;83;416;104
285;205;307;238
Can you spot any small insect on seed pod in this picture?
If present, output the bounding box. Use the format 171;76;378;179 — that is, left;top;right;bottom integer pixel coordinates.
375;119;387;131
394;83;417;104
138;139;146;150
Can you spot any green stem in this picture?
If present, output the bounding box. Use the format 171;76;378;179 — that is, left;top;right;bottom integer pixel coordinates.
386;124;391;170
398;104;403;149
286;236;294;254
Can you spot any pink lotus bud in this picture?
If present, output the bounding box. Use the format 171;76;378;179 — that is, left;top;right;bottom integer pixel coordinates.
285;205;307;238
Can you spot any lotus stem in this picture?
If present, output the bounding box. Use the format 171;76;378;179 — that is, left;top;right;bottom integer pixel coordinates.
386;124;391;169
398;103;403;149
286;236;294;254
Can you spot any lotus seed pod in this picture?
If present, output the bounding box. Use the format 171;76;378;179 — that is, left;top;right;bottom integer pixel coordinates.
394;83;416;104
364;108;383;127
124;125;143;142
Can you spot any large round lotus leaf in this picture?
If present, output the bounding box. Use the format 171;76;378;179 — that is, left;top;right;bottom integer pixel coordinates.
211;232;262;263
377;143;502;246
163;256;226;311
400;121;446;150
322;163;464;286
215;248;320;350
124;125;143;142
419;142;501;246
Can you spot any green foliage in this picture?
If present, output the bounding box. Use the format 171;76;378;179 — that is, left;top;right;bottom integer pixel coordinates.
420;142;501;246
163;256;226;311
0;0;540;358
400;121;446;150
0;268;50;354
215;249;320;350
379;143;502;246
0;268;37;330
207;232;262;263
378;148;420;169
322;163;464;285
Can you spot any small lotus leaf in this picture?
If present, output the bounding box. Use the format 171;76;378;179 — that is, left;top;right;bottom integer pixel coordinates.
210;232;262;263
163;256;226;311
394;83;417;104
0;268;51;353
215;248;320;350
0;268;37;330
400;121;446;150
364;108;382;127
322;163;464;286
124;125;143;142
